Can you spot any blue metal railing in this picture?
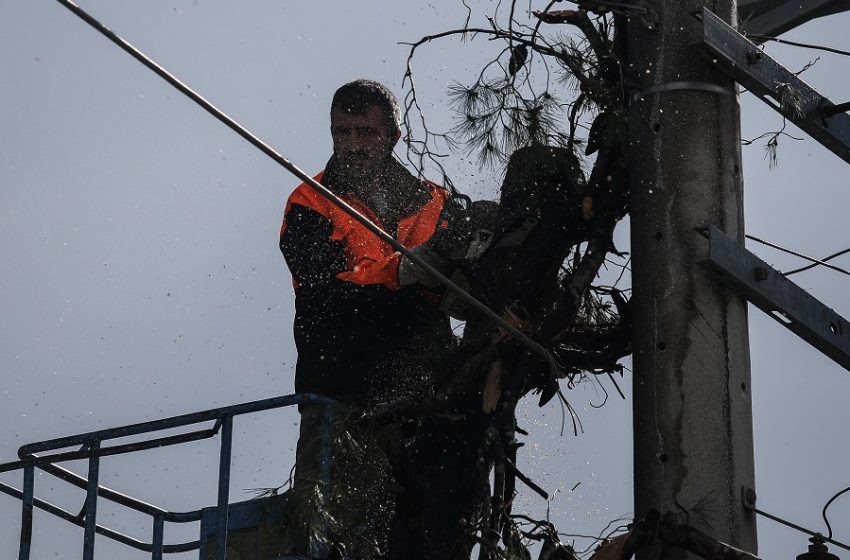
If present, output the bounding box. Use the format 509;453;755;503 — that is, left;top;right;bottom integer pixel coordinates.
0;392;335;560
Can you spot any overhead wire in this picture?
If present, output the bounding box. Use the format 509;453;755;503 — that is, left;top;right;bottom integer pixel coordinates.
750;35;850;58
823;484;850;540
785;247;850;276
745;234;850;278
52;0;559;373
750;505;850;552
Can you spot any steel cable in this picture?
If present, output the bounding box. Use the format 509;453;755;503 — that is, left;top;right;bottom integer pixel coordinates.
751;35;850;58
785;247;850;276
745;234;850;278
52;0;558;371
823;484;850;540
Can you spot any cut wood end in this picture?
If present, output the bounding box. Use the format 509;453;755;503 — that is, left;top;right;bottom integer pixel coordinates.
532;9;582;24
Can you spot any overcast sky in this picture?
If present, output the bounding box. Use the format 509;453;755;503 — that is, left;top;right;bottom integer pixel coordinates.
1;1;849;559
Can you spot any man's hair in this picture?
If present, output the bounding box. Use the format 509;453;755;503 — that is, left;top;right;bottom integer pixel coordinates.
331;79;401;135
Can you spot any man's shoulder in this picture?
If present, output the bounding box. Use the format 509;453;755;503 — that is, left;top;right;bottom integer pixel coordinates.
425;180;450;198
391;160;450;201
286;170;329;214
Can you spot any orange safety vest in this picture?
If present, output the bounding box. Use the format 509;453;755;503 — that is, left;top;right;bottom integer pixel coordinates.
281;171;450;290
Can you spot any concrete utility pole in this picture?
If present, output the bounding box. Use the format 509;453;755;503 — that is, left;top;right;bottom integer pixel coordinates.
627;1;757;557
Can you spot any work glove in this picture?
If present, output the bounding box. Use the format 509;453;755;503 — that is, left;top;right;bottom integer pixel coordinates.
398;245;451;287
427;198;475;261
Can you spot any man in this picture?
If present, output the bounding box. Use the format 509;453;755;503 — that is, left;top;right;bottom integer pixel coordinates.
279;79;466;559
280;79;454;404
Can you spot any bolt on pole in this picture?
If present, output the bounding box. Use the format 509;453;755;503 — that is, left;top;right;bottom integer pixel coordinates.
627;1;757;557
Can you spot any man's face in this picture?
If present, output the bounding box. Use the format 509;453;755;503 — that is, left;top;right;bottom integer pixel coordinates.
331;105;399;179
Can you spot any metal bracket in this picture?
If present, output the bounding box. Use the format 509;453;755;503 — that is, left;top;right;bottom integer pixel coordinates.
697;8;850;165
704;226;850;372
741;485;757;510
633;80;735;102
820;100;850;120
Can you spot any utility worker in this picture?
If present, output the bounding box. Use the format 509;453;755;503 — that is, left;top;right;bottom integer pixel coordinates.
279;79;462;559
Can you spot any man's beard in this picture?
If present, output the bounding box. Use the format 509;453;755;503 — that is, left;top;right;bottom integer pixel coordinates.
324;152;427;232
327;152;391;195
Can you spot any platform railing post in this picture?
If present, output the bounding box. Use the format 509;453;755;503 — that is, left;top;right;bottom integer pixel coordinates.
215;416;233;560
309;405;333;559
83;442;101;560
152;514;165;560
19;463;35;560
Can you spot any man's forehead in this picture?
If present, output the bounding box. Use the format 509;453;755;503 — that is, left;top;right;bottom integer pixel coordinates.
331;105;386;125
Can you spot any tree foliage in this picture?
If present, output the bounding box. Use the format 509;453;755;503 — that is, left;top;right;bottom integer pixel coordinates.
392;1;643;557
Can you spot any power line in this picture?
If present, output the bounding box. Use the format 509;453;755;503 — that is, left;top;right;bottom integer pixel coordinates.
52;0;559;373
751;35;850;58
785;247;850;276
745;235;850;278
750;506;850;552
823;484;850;540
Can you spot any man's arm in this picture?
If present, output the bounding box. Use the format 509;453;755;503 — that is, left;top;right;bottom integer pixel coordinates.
282;200;406;290
279;203;346;288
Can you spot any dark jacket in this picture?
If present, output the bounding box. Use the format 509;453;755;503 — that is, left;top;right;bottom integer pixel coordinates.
280;159;452;402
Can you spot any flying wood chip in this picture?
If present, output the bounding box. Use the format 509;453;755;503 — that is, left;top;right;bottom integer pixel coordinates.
588;531;632;560
532;9;582;24
508;44;529;76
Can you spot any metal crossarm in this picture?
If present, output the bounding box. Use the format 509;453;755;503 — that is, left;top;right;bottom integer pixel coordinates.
738;0;850;38
697;8;850;165
703;226;850;372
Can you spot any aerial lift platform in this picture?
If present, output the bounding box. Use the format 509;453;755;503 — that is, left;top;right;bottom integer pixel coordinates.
0;393;335;560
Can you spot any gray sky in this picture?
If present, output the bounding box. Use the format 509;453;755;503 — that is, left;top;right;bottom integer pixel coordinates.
1;1;849;559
